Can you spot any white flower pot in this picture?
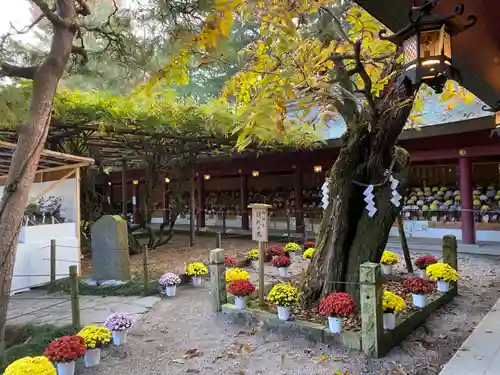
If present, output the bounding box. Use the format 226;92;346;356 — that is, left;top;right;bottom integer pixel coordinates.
381;264;393;275
56;361;75;375
437;280;450;292
84;348;101;367
278;267;288;277
235;296;246;310
288;251;296;261
165;285;177;297
192;275;202;286
112;329;128;345
412;293;427;308
328;316;342;334
277;305;291;321
251;260;259;269
418;269;428;279
383;313;395;330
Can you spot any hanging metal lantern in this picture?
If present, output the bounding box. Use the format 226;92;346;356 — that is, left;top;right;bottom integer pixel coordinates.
379;0;476;93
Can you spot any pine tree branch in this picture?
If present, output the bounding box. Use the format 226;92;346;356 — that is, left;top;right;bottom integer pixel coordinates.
0;62;38;79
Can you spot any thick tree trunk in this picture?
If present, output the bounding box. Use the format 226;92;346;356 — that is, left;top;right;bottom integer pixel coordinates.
300;77;416;306
0;0;76;360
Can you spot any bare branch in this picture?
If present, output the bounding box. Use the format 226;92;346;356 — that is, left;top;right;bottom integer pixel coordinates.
0;62;38;79
30;0;72;29
347;40;378;121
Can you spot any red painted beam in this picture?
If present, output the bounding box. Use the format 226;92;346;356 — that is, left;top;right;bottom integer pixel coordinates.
411;145;500;162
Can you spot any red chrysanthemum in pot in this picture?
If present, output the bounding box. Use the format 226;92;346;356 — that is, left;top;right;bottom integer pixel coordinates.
272;255;291;268
44;335;86;363
415;255;437;270
318;292;357;318
227;279;256;297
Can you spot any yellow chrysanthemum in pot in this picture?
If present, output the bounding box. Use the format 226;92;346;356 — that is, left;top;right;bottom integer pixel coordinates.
4;356;56;375
77;325;112;349
225;268;250;284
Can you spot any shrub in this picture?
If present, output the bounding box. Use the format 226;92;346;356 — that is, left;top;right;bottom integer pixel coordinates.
426;263;458;282
272;255;291;268
403;277;436;294
225;256;236;267
318;292;357;318
380;250;398;265
284;242;300;253
158;273;181;287
247;249;259;260
76;326;111;349
186;263;208;276
303;247;316;259
43;336;85;363
382;290;405;313
227;279;256;297
267;283;299;307
225;268;250;284
104;313;133;332
4;356;56;375
414;255;437;270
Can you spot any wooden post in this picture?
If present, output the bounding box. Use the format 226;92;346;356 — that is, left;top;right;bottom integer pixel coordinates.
50;239;56;284
69;265;81;330
442;235;458;294
248;203;271;308
209;248;226;312
215;232;222;248
258;241;265;307
143;245;150;293
360;262;384;358
286;208;291;241
397;215;413;273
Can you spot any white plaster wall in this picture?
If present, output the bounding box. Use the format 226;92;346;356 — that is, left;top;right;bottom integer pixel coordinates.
0;178;78;223
0;178;80;294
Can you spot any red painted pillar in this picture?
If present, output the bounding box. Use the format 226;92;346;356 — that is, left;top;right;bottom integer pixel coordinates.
294;166;304;233
240;173;249;230
132;180;139;223
121;161;127;217
459;156;475;244
198;175;206;228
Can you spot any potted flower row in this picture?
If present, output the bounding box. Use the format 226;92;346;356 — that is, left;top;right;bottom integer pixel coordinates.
5;315;134;375
43;325;112;375
403;277;435;308
186;262;208;286
283;242;301;260
228;279;256;310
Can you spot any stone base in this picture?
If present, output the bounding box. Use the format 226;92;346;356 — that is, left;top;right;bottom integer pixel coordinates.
221;304;361;350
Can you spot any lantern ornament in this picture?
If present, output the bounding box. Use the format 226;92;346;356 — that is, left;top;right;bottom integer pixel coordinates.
379;0;476;93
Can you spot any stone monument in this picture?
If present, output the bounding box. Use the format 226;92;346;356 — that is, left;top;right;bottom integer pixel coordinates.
91;215;131;281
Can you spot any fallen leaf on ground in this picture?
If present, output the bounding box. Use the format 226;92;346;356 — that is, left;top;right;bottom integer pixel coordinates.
186;370;200;373
172;359;186;364
184;349;202;359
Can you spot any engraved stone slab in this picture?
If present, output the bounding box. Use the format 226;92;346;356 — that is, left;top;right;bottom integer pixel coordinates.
91;215;131;281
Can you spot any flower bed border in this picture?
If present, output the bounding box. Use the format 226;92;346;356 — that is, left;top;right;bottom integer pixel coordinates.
221;303;361;350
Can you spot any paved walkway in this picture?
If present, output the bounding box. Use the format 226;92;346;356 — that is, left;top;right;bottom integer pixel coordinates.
7;290;161;326
439;297;500;375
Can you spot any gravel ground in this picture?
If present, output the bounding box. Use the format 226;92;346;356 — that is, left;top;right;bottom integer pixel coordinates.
85;251;500;375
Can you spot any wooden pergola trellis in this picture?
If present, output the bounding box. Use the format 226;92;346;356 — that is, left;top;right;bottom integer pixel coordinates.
0;140;94;177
